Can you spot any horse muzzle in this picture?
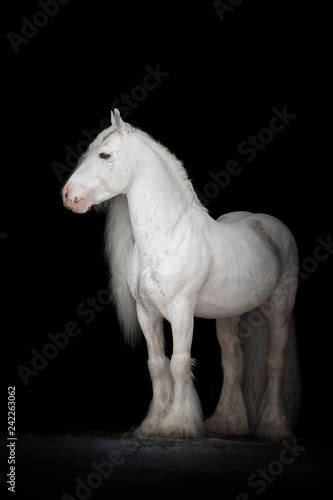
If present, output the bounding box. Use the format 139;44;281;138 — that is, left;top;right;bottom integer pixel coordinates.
62;184;91;214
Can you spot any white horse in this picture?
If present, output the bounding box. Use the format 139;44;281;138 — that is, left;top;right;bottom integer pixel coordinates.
62;109;300;440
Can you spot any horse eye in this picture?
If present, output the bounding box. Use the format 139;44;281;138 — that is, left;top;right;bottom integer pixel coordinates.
99;152;111;160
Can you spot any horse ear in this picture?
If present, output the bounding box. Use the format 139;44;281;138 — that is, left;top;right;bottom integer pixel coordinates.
113;108;126;133
111;108;129;134
110;110;116;127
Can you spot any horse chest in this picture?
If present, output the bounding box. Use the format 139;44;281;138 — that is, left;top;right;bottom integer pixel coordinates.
128;249;177;313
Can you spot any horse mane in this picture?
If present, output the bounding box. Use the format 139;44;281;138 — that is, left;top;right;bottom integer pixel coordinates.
134;128;207;212
104;126;207;346
105;194;140;346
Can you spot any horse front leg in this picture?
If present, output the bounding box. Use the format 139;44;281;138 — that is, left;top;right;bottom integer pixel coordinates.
134;303;173;437
160;300;203;438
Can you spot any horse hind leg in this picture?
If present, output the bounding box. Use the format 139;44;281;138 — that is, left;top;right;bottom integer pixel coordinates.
256;273;300;441
205;316;249;437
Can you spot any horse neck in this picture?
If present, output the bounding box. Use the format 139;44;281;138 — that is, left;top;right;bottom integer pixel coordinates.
126;141;189;249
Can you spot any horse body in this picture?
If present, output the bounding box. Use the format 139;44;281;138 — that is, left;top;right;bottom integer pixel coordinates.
196;212;297;319
127;185;296;321
63;109;300;441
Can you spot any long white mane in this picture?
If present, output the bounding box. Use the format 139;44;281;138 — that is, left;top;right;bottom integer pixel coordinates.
105;194;139;345
105;127;206;345
134;129;207;212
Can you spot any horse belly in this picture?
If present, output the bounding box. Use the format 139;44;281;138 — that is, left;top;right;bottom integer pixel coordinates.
195;271;277;319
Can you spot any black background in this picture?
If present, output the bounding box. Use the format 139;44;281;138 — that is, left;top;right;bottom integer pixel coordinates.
2;1;330;444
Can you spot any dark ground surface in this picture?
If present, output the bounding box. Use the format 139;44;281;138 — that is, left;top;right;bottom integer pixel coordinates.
2;433;329;499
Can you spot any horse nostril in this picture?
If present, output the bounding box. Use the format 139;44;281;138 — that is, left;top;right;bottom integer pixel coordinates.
64;190;68;200
74;196;79;203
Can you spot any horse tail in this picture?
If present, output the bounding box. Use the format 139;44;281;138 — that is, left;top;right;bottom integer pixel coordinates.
105;195;141;346
240;311;301;431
